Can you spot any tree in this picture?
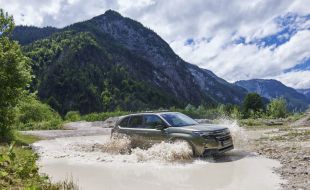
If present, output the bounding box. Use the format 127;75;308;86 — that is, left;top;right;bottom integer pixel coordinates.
0;9;31;141
267;97;288;118
242;93;264;118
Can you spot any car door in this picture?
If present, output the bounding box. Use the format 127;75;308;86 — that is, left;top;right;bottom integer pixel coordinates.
142;114;168;144
118;115;148;147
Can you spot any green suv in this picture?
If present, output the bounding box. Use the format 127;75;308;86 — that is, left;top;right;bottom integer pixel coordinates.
112;112;234;156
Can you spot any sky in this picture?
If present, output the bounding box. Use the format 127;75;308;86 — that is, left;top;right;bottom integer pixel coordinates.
1;0;310;89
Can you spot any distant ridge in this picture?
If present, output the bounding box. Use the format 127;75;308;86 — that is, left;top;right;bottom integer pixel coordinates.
235;79;309;111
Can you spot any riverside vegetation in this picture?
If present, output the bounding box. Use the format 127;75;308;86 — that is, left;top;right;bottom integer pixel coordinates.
0;9;77;189
0;8;308;190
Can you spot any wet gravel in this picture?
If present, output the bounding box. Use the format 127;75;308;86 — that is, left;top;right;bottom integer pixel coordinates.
249;127;310;190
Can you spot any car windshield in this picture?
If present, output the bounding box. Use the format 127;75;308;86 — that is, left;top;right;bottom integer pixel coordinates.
160;112;198;127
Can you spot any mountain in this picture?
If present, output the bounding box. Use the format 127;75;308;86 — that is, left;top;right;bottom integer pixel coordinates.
13;10;247;115
297;89;310;101
235;79;309;111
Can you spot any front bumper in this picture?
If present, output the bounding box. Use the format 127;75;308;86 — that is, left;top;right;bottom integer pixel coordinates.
194;133;234;156
203;144;234;156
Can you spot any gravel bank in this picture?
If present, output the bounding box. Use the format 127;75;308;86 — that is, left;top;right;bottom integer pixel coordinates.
249;127;310;190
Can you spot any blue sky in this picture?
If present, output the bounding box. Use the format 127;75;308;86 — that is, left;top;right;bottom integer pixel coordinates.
1;0;310;89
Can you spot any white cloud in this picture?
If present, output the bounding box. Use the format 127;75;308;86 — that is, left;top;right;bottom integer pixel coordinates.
170;29;310;83
1;0;310;88
274;70;310;89
0;0;119;27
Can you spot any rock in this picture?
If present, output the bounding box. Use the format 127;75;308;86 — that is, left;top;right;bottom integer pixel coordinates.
303;156;310;161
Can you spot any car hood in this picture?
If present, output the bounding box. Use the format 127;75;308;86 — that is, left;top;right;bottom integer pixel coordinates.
167;124;228;132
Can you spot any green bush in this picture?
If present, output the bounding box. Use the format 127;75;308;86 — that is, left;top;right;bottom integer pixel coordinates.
15;94;63;130
242;93;265;119
0;143;46;188
239;119;263;127
231;106;242;119
267;97;288;118
170;104;241;119
0;143;78;189
64;111;81;122
81;111;129;122
286;112;304;122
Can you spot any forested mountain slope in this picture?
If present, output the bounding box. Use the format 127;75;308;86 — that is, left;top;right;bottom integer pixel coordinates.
13;10;247;115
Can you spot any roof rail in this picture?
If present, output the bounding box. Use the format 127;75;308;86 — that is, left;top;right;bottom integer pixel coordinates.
140;110;170;113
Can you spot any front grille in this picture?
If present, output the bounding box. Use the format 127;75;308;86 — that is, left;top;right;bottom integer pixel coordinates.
200;129;232;141
216;135;231;141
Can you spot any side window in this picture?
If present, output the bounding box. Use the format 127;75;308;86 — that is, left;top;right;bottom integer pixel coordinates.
128;116;143;128
144;115;165;129
119;117;129;127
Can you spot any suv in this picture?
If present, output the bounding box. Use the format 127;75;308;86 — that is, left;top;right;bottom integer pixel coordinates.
112;112;234;156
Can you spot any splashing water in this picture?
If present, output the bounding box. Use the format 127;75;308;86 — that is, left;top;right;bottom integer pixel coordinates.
215;117;248;149
90;136;132;154
132;141;193;162
94;137;193;162
57;135;194;164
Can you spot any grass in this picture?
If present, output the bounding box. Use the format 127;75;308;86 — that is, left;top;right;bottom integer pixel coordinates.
0;143;46;189
13;131;41;145
0;132;78;190
239;119;266;127
238;113;304;129
270;130;310;141
286;112;305;122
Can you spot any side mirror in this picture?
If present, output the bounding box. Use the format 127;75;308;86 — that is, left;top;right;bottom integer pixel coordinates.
155;124;166;130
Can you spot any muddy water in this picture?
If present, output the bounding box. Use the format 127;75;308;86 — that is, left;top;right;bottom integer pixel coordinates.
33;121;284;190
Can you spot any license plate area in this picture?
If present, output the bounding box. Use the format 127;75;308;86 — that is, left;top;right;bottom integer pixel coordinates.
221;139;232;147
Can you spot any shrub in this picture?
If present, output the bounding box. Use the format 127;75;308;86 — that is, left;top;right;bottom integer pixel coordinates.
0;143;45;188
0;143;78;189
170;104;241;119
239;118;263;127
287;112;304;122
64;111;81;122
242;93;265;118
231;106;242;119
267;97;288;118
81;111;129;122
15;94;63;130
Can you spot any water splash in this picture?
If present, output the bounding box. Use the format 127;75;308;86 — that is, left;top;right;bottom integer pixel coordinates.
131;141;193;162
214;117;248;149
66;135;193;163
92;136;131;154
